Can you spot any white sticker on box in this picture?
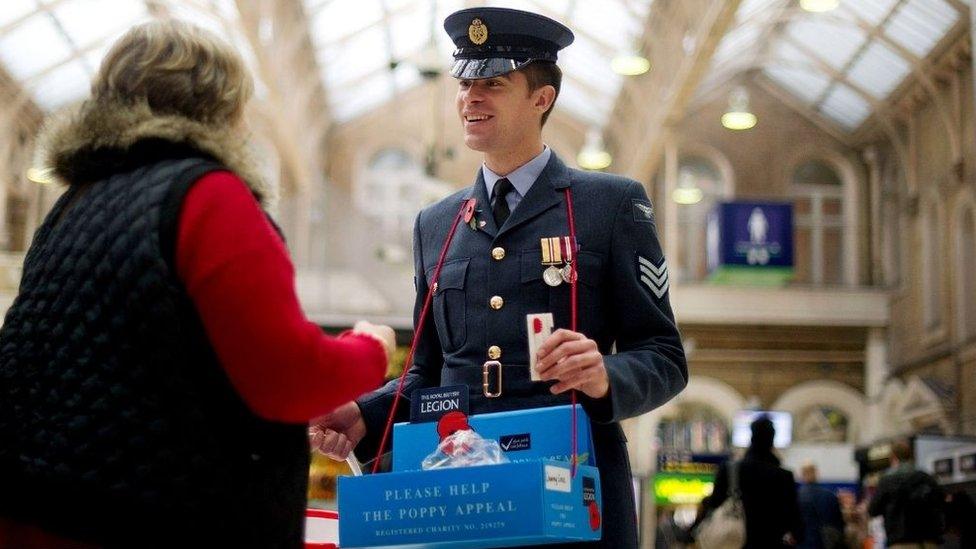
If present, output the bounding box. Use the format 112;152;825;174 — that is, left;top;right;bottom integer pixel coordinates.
544;465;572;493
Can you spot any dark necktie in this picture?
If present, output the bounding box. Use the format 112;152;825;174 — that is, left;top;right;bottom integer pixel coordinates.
491;177;514;227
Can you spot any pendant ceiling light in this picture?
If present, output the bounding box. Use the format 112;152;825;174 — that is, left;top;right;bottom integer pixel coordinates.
611;53;650;76
800;0;839;13
612;38;651;76
721;86;757;131
672;171;703;205
577;128;612;170
26;167;55;185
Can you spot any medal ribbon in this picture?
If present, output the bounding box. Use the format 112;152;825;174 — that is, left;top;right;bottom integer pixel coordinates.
539;237;562;265
559;236;576;264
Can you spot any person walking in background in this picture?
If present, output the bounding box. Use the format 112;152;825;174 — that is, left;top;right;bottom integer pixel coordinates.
942;490;976;549
837;490;869;549
705;416;804;547
797;462;846;549
0;20;392;548
867;439;945;549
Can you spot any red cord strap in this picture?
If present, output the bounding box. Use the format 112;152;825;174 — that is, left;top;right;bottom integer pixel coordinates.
371;202;467;473
564;188;579;478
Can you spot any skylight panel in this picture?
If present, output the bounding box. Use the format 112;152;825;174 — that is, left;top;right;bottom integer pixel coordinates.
846;41;911;99
0;14;72;80
30;60;90;110
819;83;871;130
329;70;392;122
52;0;148;50
559;34;620;97
385;0;415;11
788;19;867;71
713;21;762;67
571;0;637;53
321;25;387;88
841;0;899;26
885;0;958;58
764;64;831;104
166;3;228;37
0;0;39;29
530;0;572;16
388;3;429;61
773;39;813;67
313;0;383;45
433;0;465;26
737;0;780;22
628;0;654;20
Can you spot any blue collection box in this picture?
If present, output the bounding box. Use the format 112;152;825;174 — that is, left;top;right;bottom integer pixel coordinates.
391;405;595;472
338;459;603;548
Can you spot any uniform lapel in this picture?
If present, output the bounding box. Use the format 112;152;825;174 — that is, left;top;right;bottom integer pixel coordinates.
496;152;571;239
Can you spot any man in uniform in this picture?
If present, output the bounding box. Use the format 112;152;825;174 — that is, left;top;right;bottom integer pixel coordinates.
313;7;687;547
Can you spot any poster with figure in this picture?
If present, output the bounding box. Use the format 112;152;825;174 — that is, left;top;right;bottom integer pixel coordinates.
707;201;794;285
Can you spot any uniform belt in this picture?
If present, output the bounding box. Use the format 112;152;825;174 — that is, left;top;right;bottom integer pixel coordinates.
441;363;543;399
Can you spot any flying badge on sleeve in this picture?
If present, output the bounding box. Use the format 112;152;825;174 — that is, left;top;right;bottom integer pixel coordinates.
632;199;654;224
638;254;669;299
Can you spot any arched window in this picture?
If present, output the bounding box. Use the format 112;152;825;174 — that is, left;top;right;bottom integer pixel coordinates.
676;155;728;282
955;202;976;342
656;403;729;454
920;195;944;332
791;159;845;286
356;148;451;241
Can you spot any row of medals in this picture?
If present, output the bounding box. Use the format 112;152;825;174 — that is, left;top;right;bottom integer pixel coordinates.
541;236;577;287
543;263;577;287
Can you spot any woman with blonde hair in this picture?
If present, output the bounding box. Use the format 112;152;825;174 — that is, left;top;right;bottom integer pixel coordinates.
0;20;391;548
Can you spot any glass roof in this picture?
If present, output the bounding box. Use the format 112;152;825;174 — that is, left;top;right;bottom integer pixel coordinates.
703;0;969;132
0;0;968;134
304;0;654;124
0;0;147;110
0;0;258;111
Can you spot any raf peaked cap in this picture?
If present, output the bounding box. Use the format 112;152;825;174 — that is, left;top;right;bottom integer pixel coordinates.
444;7;574;79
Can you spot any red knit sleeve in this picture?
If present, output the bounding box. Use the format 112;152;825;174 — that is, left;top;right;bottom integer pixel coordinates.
175;171;387;423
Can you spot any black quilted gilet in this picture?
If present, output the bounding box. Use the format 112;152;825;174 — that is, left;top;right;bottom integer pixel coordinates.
0;157;308;547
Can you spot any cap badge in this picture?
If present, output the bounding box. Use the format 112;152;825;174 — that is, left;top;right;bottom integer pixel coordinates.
468;18;488;45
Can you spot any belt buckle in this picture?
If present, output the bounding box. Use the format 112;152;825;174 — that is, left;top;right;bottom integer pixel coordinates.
482;360;502;398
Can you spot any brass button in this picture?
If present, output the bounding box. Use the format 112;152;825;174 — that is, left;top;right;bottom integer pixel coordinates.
488;345;502;360
491;247;506;260
489;295;504;310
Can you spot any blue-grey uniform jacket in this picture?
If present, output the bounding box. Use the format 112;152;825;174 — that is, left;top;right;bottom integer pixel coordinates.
356;152;687;548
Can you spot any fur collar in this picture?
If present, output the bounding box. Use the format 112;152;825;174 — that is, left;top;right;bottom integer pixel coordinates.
36;100;275;209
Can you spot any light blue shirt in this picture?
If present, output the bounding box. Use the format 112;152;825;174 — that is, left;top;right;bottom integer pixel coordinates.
482;146;552;212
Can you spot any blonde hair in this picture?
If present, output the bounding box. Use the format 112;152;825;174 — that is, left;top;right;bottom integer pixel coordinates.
92;20;253;123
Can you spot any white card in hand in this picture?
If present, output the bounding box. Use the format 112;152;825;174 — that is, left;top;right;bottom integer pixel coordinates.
526;313;554;381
